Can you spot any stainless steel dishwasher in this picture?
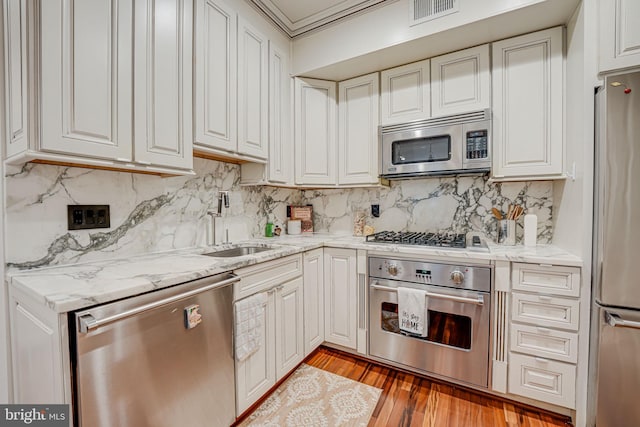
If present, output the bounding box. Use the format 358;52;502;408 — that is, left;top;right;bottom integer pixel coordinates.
72;272;239;427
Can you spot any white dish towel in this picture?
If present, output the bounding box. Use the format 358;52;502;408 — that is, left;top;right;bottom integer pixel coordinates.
397;287;429;337
234;292;268;362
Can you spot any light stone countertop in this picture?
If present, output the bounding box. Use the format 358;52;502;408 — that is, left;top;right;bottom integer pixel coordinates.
8;234;583;313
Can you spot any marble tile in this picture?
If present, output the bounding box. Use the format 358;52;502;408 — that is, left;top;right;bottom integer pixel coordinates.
5;158;553;269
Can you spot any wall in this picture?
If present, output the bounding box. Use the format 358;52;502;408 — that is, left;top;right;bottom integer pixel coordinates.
292;0;580;79
5;159;553;270
302;177;553;241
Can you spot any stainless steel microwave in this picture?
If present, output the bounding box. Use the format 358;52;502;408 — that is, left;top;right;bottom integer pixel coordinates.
379;109;491;179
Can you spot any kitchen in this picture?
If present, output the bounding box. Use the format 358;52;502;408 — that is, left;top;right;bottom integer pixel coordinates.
0;0;635;426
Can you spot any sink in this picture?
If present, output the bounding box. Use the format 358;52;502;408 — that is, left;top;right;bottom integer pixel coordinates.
202;245;275;258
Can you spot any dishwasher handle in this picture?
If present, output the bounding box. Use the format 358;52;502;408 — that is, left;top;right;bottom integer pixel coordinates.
78;274;240;333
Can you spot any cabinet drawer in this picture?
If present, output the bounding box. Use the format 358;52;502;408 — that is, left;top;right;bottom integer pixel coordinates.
510;323;578;363
511;292;580;331
508;353;576;409
235;254;303;300
512;263;580;297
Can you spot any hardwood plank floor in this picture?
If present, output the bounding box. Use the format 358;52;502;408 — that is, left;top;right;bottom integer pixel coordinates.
305;347;573;427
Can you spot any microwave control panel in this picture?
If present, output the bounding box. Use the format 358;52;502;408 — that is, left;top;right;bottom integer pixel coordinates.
465;130;488;160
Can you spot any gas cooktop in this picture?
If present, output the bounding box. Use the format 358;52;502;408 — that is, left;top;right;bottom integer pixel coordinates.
365;231;487;251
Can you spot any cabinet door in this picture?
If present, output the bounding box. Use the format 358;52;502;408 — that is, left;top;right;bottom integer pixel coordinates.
3;0;28;158
268;43;293;184
10;296;67;404
294;77;337;185
194;0;237;153
237;17;268;160
134;0;193;170
380;59;430;125
338;73;379;185
275;278;304;379
235;292;276;415
492;27;563;179
39;0;133;161
431;44;490;117
323;248;357;349
599;0;640;73
303;248;324;355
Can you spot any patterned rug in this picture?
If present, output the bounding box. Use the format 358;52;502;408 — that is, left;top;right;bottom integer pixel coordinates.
239;364;382;427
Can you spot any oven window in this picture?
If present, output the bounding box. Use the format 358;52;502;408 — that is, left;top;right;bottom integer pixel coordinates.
391;135;451;165
380;302;472;350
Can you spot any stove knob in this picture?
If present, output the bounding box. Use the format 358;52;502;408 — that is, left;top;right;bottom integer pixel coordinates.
387;264;399;276
450;270;465;284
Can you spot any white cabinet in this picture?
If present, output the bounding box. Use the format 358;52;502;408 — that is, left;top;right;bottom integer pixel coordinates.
267;43;293;184
237;17;269;160
133;0;193;170
303;248;324;355
338;73;380;185
4;0;194;174
194;0;237;153
240;42;293;185
599;0;640;73
507;262;581;409
275;277;304;379
235;288;276;415
323;248;357;350
234;254;304;416
294;77;337;185
380;59;430;125
8;286;71;404
491;27;564;180
431;45;490;117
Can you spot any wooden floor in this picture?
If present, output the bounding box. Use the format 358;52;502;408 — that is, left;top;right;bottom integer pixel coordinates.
305;347;573;427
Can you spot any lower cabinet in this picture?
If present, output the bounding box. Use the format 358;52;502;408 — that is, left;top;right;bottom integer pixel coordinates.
303;248;324;355
323;248;358;350
234;256;304;416
507;262;582;410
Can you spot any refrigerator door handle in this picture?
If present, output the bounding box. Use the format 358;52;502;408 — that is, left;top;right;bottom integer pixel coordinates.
605;312;640;330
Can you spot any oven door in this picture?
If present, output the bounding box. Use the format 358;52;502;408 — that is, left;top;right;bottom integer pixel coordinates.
369;279;490;388
380;124;463;177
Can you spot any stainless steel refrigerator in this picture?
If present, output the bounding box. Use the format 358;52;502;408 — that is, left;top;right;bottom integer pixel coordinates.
593;70;640;426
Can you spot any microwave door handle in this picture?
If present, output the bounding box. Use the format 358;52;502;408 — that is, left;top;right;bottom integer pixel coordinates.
370;283;484;306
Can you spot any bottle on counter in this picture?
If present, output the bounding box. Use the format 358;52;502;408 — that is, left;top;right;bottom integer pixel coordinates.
265;218;274;237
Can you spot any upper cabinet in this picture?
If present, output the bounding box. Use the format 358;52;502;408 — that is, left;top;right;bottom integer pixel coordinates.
194;0;237;154
4;0;194;175
380;59;430;125
294;77;337;185
431;45;491;117
491;27;564;180
194;0;272;163
237;17;269;160
133;0;193;170
338;73;379;185
599;0;640;73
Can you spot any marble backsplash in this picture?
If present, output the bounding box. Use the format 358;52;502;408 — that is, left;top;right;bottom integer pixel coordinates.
5;159;552;269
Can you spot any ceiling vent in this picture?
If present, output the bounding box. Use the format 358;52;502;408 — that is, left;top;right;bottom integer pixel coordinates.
410;0;459;26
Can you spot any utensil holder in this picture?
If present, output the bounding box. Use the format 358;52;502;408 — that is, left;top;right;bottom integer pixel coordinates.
498;219;516;245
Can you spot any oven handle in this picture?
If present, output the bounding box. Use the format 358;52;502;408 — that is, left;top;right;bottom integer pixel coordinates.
370;283;485;306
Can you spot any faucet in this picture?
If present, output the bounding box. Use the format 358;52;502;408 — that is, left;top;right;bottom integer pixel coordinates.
207;191;230;245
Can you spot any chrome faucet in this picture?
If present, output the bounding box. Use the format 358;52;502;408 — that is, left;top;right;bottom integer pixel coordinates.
207;191;230;244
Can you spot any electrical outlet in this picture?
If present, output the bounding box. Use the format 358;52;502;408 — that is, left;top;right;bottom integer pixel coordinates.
371;204;380;218
67;205;110;230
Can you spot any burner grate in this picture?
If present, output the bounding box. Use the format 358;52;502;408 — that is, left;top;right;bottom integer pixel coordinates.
366;231;467;248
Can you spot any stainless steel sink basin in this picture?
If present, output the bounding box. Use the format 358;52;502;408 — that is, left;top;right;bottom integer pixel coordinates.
202;246;274;258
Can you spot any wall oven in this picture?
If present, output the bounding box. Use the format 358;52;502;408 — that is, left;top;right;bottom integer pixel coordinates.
379;109;491;179
368;256;492;388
